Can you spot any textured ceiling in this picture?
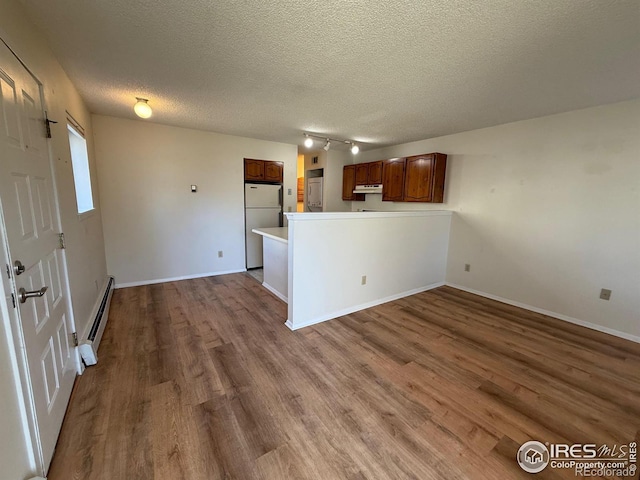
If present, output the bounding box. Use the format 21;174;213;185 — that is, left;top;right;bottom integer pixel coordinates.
19;0;640;150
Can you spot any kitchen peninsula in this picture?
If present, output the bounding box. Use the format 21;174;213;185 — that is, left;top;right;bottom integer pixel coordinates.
254;211;452;331
251;227;288;302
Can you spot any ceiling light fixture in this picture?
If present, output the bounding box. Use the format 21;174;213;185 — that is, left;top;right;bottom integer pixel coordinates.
134;97;152;119
302;133;361;154
304;134;314;148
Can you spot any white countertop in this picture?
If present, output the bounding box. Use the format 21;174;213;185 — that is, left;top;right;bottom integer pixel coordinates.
252;227;288;244
285;210;453;221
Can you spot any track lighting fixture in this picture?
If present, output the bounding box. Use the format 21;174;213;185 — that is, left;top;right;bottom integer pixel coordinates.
134;97;152;119
302;133;360;154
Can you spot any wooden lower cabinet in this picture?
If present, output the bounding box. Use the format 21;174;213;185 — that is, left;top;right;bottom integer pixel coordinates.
342;165;365;201
382;158;406;202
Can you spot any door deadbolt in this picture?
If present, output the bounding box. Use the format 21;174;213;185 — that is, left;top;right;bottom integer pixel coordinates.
13;260;25;275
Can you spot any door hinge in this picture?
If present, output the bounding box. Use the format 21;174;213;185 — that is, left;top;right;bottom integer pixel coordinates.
58;233;66;249
44;111;58;139
5;263;10;280
11;293;16;308
72;332;78;347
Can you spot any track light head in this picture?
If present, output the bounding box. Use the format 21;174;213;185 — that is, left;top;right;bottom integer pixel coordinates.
323;139;331;151
350;143;359;154
304;135;314;148
134;97;152;119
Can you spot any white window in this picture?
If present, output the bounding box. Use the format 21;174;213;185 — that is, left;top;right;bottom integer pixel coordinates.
67;123;94;214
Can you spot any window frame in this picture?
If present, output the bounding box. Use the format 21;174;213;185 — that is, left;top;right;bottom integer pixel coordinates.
66;119;95;219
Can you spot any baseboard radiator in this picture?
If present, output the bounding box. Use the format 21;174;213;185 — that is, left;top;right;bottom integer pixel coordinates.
79;276;115;366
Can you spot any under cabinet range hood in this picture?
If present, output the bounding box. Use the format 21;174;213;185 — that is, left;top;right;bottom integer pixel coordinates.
353;184;383;194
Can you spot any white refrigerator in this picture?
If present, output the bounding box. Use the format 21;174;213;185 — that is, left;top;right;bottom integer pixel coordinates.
245;183;282;269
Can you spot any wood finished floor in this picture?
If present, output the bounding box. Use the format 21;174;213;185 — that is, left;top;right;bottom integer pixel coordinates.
48;274;640;479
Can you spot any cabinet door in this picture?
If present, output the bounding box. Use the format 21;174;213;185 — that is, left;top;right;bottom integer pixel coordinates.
264;161;283;183
430;153;447;203
343;165;356;200
342;165;365;201
245;159;264;181
368;161;383;184
355;163;369;185
382;158;406;201
404;154;434;202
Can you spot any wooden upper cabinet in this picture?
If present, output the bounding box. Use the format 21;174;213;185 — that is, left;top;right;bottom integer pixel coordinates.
368;161;383;185
382;158;406;202
403;154;434;202
430;153;447;203
264;161;283;183
355;161;383;185
342;165;364;201
403;153;447;203
355;164;369;185
244;159;265;181
244;158;283;183
346;153;446;203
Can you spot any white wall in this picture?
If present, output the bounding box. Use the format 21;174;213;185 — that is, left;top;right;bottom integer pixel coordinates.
303;149;353;212
354;100;640;340
0;0;109;476
324;150;353;212
286;211;451;329
92;115;298;287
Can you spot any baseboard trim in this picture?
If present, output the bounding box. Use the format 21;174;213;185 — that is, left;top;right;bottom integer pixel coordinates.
115;269;247;289
285;281;445;331
262;282;288;303
445;282;640;344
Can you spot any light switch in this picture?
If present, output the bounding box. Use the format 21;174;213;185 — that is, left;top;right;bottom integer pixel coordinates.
191;185;197;193
288;188;292;195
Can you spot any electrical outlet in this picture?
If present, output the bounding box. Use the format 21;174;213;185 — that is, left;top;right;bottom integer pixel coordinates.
599;288;611;301
191;185;197;193
361;275;367;285
218;251;223;258
287;206;292;212
464;263;471;272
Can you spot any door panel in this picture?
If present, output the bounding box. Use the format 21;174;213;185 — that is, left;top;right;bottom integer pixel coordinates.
245;183;282;207
12;173;37;239
0;69;22;147
0;41;76;473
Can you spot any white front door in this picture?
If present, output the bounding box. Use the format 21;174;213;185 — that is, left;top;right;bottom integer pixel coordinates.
0;40;76;472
